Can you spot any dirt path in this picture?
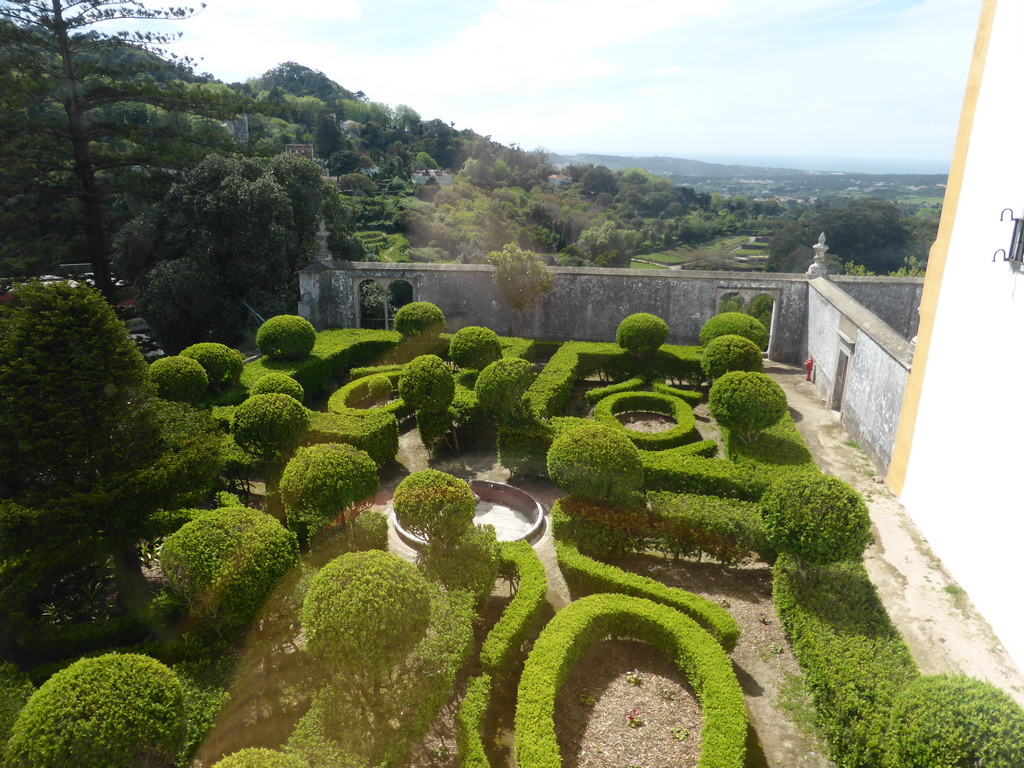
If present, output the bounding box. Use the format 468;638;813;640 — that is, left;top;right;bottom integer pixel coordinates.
767;361;1024;707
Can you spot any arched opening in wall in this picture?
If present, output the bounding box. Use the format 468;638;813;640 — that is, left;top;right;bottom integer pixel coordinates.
358;280;386;330
718;292;745;314
748;293;775;337
387;280;414;320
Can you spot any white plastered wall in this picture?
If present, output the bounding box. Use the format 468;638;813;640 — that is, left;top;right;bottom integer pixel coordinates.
899;0;1024;666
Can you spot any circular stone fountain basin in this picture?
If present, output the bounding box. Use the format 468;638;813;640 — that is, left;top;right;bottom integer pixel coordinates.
391;479;545;548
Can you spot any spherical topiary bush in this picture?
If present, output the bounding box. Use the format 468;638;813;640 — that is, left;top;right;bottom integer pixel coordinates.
279;443;379;544
616;312;669;358
150;355;208;403
180;342;244;390
212;748;309;768
250;372;305;404
885;674;1024;768
256;315;316;360
760;472;872;572
393;301;445;338
301;550;432;680
546;423;644;506
708;370;787;443
230;393;309;461
701;334;764;380
476;357;534;423
449;325;502;370
393;469;476;546
3;653;184;768
398;354;454;412
699;312;769;350
160;506;299;629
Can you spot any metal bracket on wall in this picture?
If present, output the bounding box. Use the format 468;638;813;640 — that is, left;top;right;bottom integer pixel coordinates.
993;208;1024;271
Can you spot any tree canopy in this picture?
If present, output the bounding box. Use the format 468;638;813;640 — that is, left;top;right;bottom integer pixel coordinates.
0;0;245;297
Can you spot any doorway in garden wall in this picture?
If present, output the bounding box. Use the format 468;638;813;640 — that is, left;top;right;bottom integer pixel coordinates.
356;279;416;330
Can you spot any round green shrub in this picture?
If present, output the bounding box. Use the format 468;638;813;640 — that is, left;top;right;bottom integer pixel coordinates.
546;422;643;506
230;393;309;461
707;370;787;443
449;325;502;370
393;301;445;338
250;372;305;404
393;469;476;545
701;334;764;380
279;443;379;544
616;312;669;358
476;357;534;423
398;354;454;412
180;342;244;390
418;524;499;607
212;748;309;768
160;506;299;628
885;674;1024;768
760;472;871;570
256;315;316;360
3;653;184;768
149;355;208;403
301;550;432;678
699;312;769;350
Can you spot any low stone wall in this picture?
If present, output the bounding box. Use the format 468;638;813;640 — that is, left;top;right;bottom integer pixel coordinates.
299;261;810;362
806;278;914;471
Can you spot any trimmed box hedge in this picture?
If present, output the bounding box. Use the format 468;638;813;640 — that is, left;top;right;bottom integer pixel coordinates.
593;390;699;450
773;555;919;768
515;593;746;768
479;541;549;678
584;376;646;406
552;507;740;651
306;410;399;466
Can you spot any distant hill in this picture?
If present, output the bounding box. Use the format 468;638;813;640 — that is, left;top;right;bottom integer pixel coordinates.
548;152;946;185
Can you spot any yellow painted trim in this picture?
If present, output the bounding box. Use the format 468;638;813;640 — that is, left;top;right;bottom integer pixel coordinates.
888;0;996;494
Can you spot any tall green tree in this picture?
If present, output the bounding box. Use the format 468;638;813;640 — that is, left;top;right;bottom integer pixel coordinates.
0;0;244;299
0;282;222;652
113;152;364;352
486;243;554;332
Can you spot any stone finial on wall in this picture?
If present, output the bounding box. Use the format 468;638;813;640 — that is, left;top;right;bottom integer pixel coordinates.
807;232;829;278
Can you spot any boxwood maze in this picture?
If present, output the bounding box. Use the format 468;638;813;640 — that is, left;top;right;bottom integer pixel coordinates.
514;593;747;768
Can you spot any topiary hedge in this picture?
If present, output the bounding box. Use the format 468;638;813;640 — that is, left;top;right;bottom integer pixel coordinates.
150;355;208;403
593;390;698;450
708;370;788;444
181;342;244;391
256;315;316;361
160;506;299;631
773;555;919;768
456;673;492;768
615;312;669;359
552;508;740;650
3;653;185;768
584;376;646;406
479;540;549;678
393;469;476;546
515;593;746;768
449;325;502;370
230;393;309;461
393;301;445;338
212;748;309;768
701;334;764;380
884;674;1024;768
699;312;769;349
650;379;703;407
306;409;399;466
300;550;432;682
546;422;644;506
477;356;535;424
249;372;305;404
761;472;872;573
279;443;379;545
652;345;705;385
398;354;454;413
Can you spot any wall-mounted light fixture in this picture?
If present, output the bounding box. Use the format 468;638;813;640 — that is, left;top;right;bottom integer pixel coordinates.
993;208;1024;270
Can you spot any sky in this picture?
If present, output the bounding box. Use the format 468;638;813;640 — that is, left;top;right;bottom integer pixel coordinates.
148;0;983;173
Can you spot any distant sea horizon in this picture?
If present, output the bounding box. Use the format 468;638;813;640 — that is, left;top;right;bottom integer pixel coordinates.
681;153;949;175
